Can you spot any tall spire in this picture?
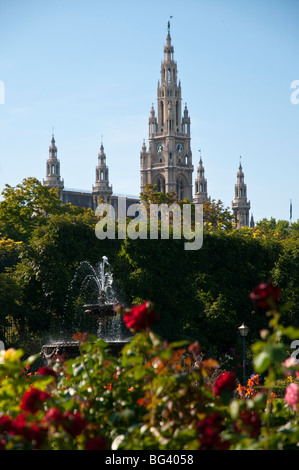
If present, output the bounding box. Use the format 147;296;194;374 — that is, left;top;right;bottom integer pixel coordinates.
140;27;193;200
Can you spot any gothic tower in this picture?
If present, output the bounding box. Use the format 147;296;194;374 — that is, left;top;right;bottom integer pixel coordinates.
92;140;113;206
231;161;250;228
140;22;193;200
194;152;209;203
43;133;64;197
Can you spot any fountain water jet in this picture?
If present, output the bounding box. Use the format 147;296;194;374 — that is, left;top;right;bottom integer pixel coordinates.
42;256;129;364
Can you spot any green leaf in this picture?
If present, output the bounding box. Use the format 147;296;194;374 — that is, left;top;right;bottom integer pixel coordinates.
253;351;272;373
169;340;189;349
281;326;299;340
230;400;240;420
133;365;146;380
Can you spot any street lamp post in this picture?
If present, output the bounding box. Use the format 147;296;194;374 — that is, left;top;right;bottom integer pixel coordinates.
238;323;249;386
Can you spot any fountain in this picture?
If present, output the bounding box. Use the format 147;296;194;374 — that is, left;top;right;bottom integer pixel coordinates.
42;256;129;364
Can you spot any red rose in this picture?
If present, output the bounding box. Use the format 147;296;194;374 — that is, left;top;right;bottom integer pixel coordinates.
62;411;87;438
20;387;51;414
238;410;262;437
0;415;12;433
123;301;158;330
250;281;281;311
213;371;236;397
197;412;230;450
10;413;46;448
42;407;63;424
37;366;56;377
85;436;108;450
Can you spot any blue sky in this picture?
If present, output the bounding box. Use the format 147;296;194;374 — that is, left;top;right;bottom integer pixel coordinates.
0;0;298;223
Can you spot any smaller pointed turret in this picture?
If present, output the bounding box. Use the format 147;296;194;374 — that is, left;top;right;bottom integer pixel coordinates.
194;152;209;203
149;104;157;136
231;159;251;228
92;139;113;206
43;133;64;197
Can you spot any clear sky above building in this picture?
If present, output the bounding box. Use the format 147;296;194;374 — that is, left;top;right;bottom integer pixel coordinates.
0;0;298;223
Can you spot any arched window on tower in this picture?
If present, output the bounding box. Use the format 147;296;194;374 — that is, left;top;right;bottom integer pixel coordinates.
167;69;171;84
177;177;184;200
157;175;165;193
51;164;55;175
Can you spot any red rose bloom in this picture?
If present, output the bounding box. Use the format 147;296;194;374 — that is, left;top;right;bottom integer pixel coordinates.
238;410;262;437
37;366;56;377
62;411;87;438
85;436;108;450
20;387;51;414
123;301;158;330
250;281;281;311
213;371;236;396
197;412;230;450
10;413;46;448
42;407;63;424
0;415;12;433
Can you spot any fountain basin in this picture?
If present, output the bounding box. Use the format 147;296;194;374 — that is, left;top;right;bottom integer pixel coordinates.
41;339;128;365
42;341;80;363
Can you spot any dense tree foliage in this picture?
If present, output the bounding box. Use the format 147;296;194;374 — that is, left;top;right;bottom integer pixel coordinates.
0;179;298;360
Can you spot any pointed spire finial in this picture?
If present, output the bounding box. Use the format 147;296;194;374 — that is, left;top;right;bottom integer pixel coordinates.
167;16;173;37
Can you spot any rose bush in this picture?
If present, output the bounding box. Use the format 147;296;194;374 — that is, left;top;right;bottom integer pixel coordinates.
0;282;298;450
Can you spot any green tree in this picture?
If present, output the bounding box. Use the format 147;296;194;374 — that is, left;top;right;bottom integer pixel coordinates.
0;177;88;242
10;210;121;350
202;199;234;231
272;236;299;327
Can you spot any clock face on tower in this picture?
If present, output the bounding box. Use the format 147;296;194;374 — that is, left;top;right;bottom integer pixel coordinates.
176;143;184;154
156;143;164;154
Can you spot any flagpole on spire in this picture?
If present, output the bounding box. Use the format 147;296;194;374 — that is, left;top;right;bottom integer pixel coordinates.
167;16;173;36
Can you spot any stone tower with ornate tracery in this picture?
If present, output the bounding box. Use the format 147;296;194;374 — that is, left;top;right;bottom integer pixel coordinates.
43;133;64;197
231;161;251;228
140;22;193;201
92;140;113;205
194;152;209;203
